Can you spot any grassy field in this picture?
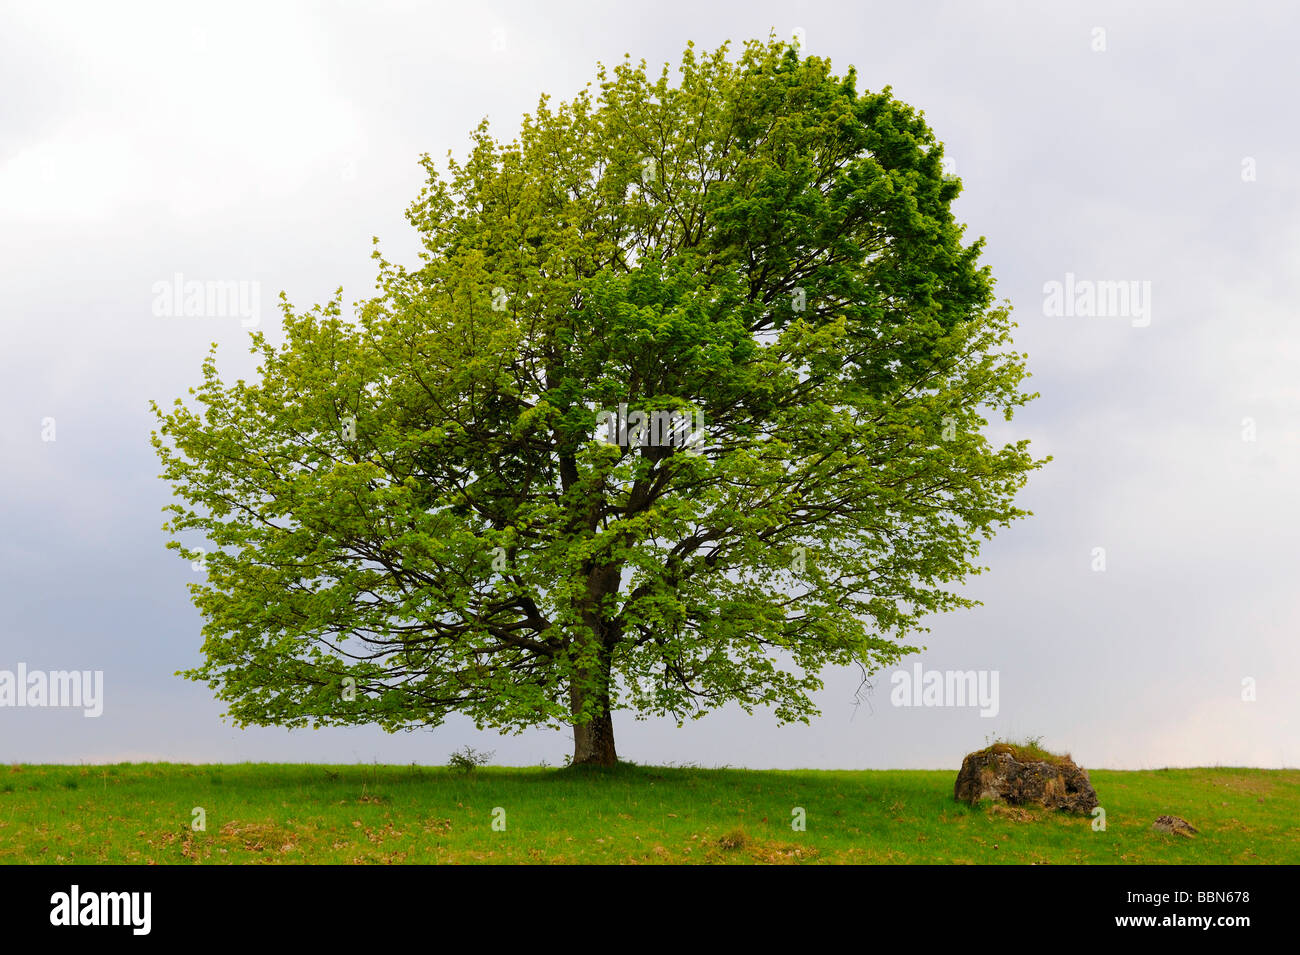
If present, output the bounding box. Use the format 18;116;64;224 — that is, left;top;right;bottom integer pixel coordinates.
1;762;1296;864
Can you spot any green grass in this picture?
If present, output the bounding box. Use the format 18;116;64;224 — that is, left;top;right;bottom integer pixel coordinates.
973;736;1076;768
1;763;1296;864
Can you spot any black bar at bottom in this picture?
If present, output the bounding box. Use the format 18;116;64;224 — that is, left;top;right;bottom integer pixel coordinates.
0;863;1285;940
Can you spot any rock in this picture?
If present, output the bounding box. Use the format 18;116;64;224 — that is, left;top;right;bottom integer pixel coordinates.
954;745;1099;814
1151;815;1198;836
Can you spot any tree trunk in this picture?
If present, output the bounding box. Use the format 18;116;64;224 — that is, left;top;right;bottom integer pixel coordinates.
570;681;617;766
571;705;617;766
570;558;622;766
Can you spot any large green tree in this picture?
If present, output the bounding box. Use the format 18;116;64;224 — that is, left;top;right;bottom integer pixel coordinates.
152;38;1044;766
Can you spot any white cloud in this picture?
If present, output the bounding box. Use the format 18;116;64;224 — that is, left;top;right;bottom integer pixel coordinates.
0;125;136;219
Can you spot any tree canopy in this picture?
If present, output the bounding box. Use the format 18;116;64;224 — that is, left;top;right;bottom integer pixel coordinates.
152;38;1045;765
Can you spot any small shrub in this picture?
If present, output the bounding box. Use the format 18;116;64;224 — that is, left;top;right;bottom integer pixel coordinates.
447;746;495;774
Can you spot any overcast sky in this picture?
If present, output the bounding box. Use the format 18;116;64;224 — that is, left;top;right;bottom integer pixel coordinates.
1;0;1295;770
